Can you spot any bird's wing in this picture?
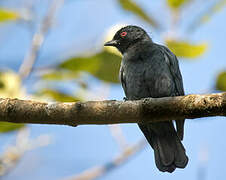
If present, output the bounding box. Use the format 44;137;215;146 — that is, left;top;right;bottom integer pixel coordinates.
160;46;185;96
145;45;185;140
160;46;185;140
144;48;176;97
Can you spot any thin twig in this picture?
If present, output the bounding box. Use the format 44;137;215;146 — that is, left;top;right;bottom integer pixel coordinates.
19;0;65;79
62;139;147;180
109;125;129;151
0;128;51;176
186;0;226;33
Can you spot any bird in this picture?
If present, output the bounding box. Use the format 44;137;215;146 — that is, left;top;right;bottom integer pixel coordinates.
104;25;188;173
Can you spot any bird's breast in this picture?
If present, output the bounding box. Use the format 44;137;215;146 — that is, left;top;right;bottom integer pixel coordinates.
122;62;150;100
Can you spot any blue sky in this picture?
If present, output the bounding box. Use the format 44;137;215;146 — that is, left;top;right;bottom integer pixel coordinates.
0;0;226;180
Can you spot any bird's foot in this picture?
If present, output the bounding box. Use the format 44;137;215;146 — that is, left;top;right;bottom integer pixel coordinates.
123;97;128;101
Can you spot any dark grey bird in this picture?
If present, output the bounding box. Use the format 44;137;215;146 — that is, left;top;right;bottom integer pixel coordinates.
104;25;188;173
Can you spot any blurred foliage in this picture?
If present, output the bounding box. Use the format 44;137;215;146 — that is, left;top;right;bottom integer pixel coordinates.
165;40;207;58
0;72;26;133
39;89;80;102
0;122;24;133
167;0;189;9
200;0;226;24
0;71;25;98
187;0;226;32
0;8;19;22
41;50;121;103
46;50;122;83
42;70;80;81
216;71;226;91
118;0;158;28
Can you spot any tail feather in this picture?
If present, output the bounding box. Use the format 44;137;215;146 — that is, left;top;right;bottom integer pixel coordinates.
174;136;188;168
156;134;174;166
139;122;188;173
153;143;176;173
176;119;185;140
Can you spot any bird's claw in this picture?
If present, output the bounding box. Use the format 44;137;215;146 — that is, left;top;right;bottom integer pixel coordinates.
141;97;151;103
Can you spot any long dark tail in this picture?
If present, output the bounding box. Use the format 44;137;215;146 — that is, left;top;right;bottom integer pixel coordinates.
139;122;188;173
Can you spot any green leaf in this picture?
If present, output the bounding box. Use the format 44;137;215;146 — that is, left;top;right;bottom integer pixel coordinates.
93;51;121;83
40;89;80;102
216;71;226;91
42;70;80;81
167;0;189;9
118;0;158;28
165;40;208;58
60;55;101;73
0;80;5;88
59;50;122;83
0;122;24;133
0;8;19;22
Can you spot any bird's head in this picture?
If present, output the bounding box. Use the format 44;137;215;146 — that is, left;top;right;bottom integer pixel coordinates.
104;25;150;54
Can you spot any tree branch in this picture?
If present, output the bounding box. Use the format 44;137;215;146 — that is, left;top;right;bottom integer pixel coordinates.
0;93;225;126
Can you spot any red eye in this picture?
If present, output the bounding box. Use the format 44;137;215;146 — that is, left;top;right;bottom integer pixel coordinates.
120;31;127;37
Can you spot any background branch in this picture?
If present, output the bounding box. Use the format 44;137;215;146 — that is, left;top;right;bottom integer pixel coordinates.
109;125;129;151
18;0;65;79
63;139;147;180
0;128;51;177
0;93;225;126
